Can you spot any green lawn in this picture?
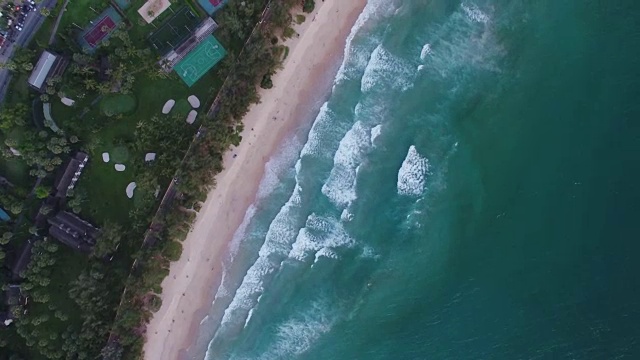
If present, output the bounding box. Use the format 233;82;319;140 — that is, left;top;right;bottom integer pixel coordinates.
50;68;222;227
100;94;137;116
4;73;32;106
75;152;137;225
0;157;29;186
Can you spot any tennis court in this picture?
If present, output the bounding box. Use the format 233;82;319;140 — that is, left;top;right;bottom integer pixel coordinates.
197;0;228;15
175;35;226;87
84;16;116;47
77;6;123;51
148;6;200;55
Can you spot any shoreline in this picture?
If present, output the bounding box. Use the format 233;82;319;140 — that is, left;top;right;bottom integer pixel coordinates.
142;1;367;359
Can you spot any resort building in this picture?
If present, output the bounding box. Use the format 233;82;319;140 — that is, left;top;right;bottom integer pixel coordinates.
9;238;34;281
27;50;69;92
54;152;89;198
47;211;100;253
0;284;25;327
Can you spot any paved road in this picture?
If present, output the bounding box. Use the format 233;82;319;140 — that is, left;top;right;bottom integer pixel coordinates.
0;0;57;104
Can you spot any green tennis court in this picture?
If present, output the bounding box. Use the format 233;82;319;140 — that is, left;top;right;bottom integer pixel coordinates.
175;35;226;87
148;6;200;55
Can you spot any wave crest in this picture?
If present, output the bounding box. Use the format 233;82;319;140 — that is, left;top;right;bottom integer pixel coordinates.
397;145;430;197
321;121;371;208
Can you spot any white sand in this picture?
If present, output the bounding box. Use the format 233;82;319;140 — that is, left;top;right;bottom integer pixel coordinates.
185;110;197;124
145;153;157;162
115;164;126;172
137;0;171;24
126;182;137;198
61;97;75;106
102;152;110;163
143;1;367;359
187;95;200;109
162;99;175;114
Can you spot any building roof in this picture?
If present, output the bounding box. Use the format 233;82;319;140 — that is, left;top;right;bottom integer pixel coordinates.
48;211;99;253
11;239;34;281
3;285;22;307
28;50;57;90
54;152;89;198
34;196;59;228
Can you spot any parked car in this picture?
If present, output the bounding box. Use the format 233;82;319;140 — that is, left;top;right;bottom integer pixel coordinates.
14;25;22;31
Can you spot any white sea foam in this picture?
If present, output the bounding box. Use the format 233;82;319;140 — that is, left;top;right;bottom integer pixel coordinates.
257;300;337;360
370;124;382;144
314;247;339;263
211;203;257;305
420;43;432;60
321;121;371;208
199;315;210;325
336;0;400;83
288;214;355;262
360;245;379;260
257;137;302;199
244;308;255;328
227;205;256;258
423;2;502;78
300;103;351;161
341;208;354;222
217;183;304;333
361;44;415;92
461;2;490;24
397;146;430;197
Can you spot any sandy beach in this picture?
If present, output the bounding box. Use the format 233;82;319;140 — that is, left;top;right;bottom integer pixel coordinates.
143;1;367;359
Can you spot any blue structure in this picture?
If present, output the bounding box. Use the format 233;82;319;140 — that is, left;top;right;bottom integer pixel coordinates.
197;0;228;15
113;0;131;10
0;208;10;221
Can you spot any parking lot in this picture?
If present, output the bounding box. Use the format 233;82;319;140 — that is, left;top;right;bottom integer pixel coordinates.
0;0;56;103
0;0;37;50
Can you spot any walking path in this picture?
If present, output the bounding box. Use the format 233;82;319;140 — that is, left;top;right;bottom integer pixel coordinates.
48;0;71;45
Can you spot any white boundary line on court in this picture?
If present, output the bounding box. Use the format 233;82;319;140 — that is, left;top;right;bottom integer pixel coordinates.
177;40;223;83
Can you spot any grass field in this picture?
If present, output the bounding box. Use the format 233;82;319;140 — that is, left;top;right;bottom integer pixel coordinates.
172;98;192;116
100;94;137;116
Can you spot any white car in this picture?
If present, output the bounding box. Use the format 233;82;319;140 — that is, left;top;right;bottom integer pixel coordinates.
15;25;22;31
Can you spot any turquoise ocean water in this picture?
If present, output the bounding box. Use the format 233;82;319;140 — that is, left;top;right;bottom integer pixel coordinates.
194;0;640;358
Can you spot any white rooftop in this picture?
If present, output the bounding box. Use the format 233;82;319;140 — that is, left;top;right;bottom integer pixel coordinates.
28;51;57;90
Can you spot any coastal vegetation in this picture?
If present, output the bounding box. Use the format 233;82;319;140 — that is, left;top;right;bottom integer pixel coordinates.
0;0;314;359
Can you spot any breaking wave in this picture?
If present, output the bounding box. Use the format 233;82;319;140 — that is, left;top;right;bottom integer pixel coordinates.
361;44;416;92
288;214;356;262
321;121;372;208
397;146;430;197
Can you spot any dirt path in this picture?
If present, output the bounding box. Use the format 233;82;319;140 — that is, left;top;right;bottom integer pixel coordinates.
48;0;71;45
